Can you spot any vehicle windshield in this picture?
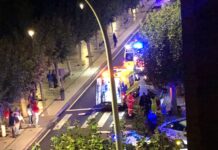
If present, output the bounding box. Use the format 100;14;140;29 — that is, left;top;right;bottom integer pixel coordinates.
167;120;186;132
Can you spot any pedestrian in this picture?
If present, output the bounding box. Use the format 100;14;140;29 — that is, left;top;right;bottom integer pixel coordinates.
156;98;161;115
28;92;35;104
139;92;146;109
147;111;157;134
14;108;24;129
144;93;152;117
32;101;40;127
3;107;10;126
8;110;15;138
47;71;53;88
13;113;20;136
0;104;3;123
27;104;33;126
127;92;135;117
151;97;157;113
113;33;118;48
52;70;58;88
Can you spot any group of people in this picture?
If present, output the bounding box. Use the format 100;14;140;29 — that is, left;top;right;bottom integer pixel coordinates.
0;100;40;138
139;90;160;116
139;90;160;133
47;70;58;88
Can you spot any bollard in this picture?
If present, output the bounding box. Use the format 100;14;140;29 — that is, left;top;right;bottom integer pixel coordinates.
60;88;65;100
1;124;6;137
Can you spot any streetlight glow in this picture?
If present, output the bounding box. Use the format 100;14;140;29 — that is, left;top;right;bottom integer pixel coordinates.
79;3;84;10
28;29;35;38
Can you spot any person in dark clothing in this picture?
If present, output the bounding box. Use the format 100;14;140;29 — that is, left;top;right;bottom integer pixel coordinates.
113;33;118;48
144;94;152;116
9;111;15;138
47;71;53;88
52;71;58;88
139;92;146;109
147;111;157;134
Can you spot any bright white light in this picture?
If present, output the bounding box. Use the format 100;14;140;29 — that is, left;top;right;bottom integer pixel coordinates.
28;29;35;38
79;3;84;9
133;56;138;62
132;41;143;49
124;44;131;50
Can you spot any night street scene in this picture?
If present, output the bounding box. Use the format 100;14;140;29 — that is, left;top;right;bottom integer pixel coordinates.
0;0;218;150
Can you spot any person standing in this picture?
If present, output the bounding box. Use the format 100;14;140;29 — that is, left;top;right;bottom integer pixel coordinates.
52;70;58;88
139;92;146;109
127;92;135;117
9;111;15;138
0;104;3;123
13;113;20;136
32;102;40;127
47;71;53;88
13;108;24;129
27;104;33;126
144;93;152;117
3;107;10;127
113;33;118;48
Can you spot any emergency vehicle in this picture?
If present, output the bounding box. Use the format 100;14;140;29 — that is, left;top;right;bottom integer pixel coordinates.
124;40;145;73
96;66;135;110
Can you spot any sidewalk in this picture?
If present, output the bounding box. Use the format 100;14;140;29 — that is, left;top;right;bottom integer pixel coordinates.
0;1;155;150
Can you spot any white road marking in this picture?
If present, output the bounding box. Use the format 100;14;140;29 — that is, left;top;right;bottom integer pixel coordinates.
97;112;111;127
110;112;125;127
38;129;51;143
81;112;99;128
97;131;111;134
78;112;86;116
53;114;72;130
67;108;93;112
67;126;75;129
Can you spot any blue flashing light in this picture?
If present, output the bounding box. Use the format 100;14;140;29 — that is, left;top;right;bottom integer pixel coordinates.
132;41;143;49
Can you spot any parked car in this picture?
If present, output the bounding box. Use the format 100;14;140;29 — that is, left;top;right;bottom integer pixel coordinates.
158;118;187;149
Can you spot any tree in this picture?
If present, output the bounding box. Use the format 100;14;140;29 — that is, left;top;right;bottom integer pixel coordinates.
0;33;45;102
140;0;183;113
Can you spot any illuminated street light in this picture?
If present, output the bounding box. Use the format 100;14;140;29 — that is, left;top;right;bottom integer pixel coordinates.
27;29;44;101
28;29;35;38
80;0;122;149
79;3;84;10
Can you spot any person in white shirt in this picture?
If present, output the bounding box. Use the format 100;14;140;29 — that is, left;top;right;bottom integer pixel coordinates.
27;104;33;126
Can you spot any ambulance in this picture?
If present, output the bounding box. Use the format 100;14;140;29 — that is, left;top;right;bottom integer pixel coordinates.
96;66;135;110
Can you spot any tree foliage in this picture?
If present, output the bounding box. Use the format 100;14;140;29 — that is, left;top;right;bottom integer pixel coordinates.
50;119;115;150
140;0;183;87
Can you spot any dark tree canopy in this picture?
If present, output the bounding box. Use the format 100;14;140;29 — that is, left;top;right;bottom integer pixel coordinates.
141;0;183;87
0;0;141;101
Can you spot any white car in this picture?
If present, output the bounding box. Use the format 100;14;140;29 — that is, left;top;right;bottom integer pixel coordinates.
158;118;187;149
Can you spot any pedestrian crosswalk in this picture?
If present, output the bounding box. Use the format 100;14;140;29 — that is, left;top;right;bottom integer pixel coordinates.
110;111;125;128
81;112;99;128
97;112;111;127
53;114;72;130
53;111;126;131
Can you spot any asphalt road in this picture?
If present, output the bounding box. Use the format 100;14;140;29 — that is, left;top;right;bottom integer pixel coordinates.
38;44;127;149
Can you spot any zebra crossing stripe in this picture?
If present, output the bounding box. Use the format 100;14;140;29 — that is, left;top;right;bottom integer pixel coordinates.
110;112;125;127
53;114;72;130
81;112;99;128
97;112;111;127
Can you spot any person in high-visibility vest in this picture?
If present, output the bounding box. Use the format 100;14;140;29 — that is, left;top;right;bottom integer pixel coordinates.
127;92;135;117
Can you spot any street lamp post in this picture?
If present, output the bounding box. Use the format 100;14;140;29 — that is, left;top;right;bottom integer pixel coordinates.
27;29;44;101
80;1;122;149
